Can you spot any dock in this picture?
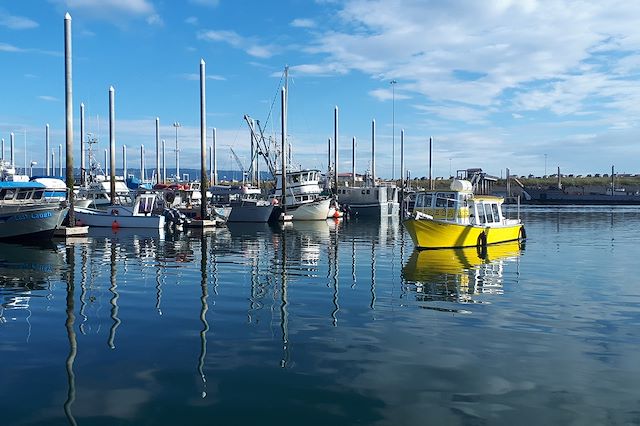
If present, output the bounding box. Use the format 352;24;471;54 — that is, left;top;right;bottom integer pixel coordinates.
54;225;89;238
186;219;222;229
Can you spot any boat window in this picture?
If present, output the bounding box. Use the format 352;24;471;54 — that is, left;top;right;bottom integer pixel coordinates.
2;189;16;200
292;174;300;183
478;204;487;224
16;190;29;200
33;190;44;200
436;192;455;208
362;190;366;195
424;193;433;208
435;193;446;207
367;189;371;195
491;204;500;222
138;197;153;214
484;203;494;223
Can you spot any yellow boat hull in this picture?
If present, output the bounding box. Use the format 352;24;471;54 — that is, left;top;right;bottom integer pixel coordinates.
403;217;524;249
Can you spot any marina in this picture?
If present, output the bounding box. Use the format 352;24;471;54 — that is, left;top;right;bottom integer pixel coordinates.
2;2;640;424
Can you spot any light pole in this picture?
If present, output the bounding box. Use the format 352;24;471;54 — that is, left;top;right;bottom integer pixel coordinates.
173;122;181;181
544;153;547;177
390;79;397;181
449;158;452;178
30;161;37;177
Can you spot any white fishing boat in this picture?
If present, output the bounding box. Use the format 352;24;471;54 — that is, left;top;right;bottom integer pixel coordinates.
77;175;133;208
338;182;399;217
75;191;165;229
271;169;331;221
0;180;68;240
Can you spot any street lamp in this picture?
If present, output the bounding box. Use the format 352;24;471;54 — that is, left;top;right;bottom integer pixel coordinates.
173;122;181;181
544;153;548;177
390;79;397;181
30;160;37;177
449;158;452;178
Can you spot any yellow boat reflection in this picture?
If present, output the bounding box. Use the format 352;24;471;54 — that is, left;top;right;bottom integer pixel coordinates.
402;241;523;305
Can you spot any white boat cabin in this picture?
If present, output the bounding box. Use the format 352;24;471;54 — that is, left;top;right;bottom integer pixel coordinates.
210;185;263;204
273;169;323;205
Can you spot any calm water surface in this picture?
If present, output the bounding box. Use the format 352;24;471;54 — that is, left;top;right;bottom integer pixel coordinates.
1;207;640;425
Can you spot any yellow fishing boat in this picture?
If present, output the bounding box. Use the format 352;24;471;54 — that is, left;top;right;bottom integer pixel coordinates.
403;179;525;249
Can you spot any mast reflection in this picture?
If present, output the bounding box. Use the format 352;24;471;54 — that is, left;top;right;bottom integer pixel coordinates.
107;238;121;349
197;235;210;398
279;228;290;368
329;223;339;326
63;244;78;426
79;245;88;335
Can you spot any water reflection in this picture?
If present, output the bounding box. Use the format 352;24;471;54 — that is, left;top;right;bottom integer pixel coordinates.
402;242;523;311
0;241;64;324
198;234;209;398
63;244;78;426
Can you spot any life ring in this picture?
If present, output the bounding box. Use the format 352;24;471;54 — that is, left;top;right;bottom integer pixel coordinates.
111;209;119;216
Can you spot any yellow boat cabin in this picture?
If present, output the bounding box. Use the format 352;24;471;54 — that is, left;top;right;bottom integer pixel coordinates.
404;179;525;250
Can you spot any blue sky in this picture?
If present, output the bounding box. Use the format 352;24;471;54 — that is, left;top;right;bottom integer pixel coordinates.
2;0;640;179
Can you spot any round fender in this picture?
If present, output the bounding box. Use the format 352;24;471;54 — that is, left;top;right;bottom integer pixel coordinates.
477;232;487;248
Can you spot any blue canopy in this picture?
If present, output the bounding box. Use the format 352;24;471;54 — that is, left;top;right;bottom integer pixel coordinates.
0;181;46;189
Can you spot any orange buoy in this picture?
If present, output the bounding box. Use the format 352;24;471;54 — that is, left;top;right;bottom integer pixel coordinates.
112;220;120;230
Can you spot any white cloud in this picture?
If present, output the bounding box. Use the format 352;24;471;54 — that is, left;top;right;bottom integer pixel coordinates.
290;18;315;28
0;42;23;52
181;73;227;81
369;87;411;102
56;0;159;25
198;29;276;58
38;95;59;102
0;11;38;29
146;13;163;26
189;0;220;7
297;0;640;120
63;0;154;14
185;16;199;26
414;104;490;124
286;63;349;77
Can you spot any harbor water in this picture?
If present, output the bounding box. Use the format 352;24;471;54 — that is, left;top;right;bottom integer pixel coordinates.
1;206;639;425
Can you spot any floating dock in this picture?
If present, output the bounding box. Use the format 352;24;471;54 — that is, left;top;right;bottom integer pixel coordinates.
54;225;89;238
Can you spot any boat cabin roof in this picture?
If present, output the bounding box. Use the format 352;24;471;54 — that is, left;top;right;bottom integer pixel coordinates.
0;181;46;189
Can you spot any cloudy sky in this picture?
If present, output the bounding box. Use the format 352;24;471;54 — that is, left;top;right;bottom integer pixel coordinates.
2;0;640;179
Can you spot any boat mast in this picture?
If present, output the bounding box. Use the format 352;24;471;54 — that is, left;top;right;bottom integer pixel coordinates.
281;85;287;213
371;120;376;185
611;165;615;196
334;106;339;195
109;86;116;205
